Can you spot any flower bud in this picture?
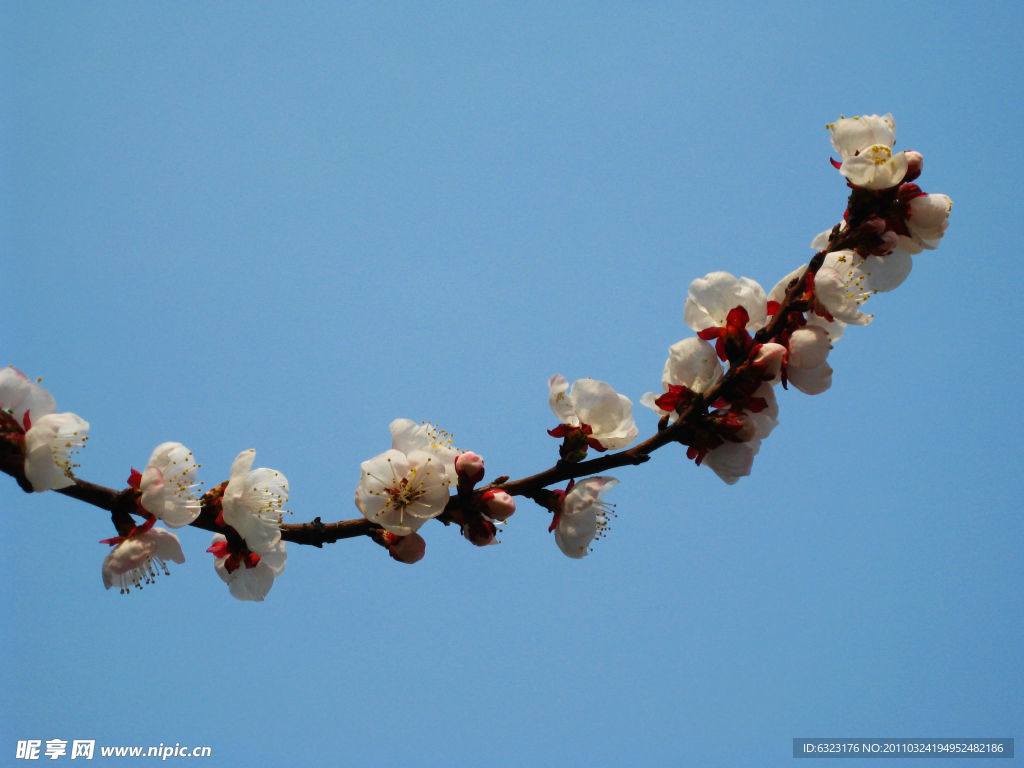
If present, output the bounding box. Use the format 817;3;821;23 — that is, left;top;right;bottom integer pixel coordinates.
385;532;426;564
902;150;923;182
480;489;516;521
462;517;497;546
454;451;485;485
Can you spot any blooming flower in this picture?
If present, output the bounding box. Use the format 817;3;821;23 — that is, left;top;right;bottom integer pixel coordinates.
551;476;618;559
222;449;289;553
101;525;185;595
703;383;779;484
134;442;202;527
641;337;723;419
354;447;451;535
0;367;89;491
828;113;895;159
684;271;769;335
784;325;834;395
208;533;286;602
547;375;638;452
827;113;909;190
902;192;953;252
24;413;90;492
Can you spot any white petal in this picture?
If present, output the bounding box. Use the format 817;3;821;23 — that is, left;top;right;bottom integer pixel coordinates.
663;338;723;394
859;251;913;293
704;441;756;485
788;327;830;370
788;361;833;395
828;113;895;158
547;374;577;425
685;272;767;331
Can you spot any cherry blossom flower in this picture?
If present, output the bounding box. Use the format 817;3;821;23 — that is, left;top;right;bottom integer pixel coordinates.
828;113;896;159
551;476;618;559
785;326;834;395
221;449;289;553
684;271;769;334
547;375;638;452
902;191;953;252
101;525;185;595
355;447;451;536
641;337;723;419
208;533;287;602
133;442;202;528
703;383;779;484
0;367;89;492
827;113;909;190
24;413;90;492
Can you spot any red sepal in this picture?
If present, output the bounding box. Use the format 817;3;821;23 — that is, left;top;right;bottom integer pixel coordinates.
206;540;230;558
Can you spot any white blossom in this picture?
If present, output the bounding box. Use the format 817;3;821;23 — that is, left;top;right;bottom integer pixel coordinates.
0;367;89;491
785;326;833;395
355;447;451;536
704;384;778;484
641;337;723;418
827;113;908;190
222;449;289;553
904;193;953;251
24;412;89;492
828;113;896;159
548;375;638;450
102;526;185;595
208;533;286;602
138;442;202;527
684;271;769;334
554;477;618;559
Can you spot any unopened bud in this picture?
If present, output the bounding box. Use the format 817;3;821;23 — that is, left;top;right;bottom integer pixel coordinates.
462;517;497;546
480;489;516;521
454;451;485;484
902;150;923;182
385;532;426;564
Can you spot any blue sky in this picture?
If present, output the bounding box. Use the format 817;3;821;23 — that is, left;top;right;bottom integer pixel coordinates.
2;3;1021;766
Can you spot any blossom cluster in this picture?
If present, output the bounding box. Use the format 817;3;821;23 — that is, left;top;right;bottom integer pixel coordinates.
0;368;290;601
0;112;952;596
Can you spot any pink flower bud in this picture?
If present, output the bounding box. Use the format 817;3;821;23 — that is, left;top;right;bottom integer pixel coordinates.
480;489;516;521
454;451;485;484
385;532;426;564
462;517;497;546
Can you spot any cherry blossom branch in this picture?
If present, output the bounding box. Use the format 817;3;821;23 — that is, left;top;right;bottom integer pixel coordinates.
0;113;953;598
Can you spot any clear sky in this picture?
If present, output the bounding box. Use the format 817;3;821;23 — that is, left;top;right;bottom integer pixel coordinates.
2;2;1021;766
